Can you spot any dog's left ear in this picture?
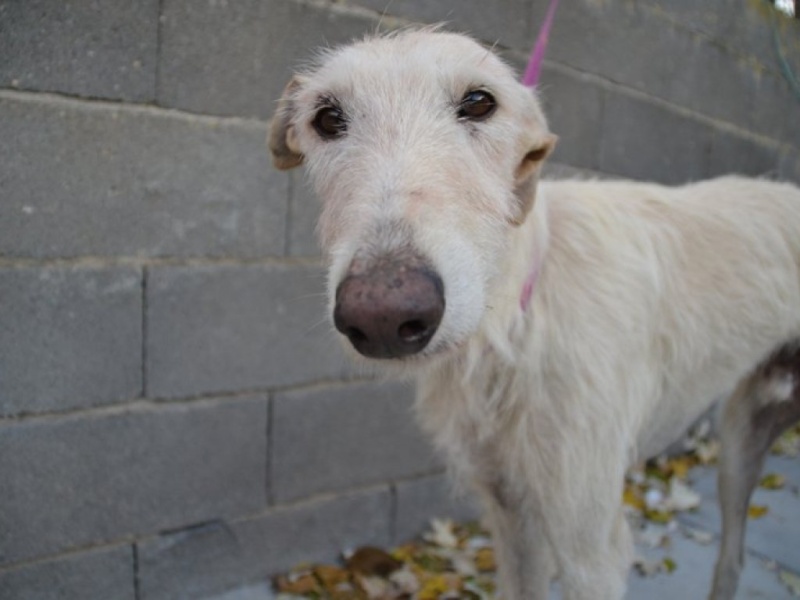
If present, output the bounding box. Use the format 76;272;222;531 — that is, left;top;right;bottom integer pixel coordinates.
268;76;307;170
511;132;557;226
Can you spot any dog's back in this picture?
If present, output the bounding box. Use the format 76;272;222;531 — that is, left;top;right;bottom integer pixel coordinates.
537;176;800;458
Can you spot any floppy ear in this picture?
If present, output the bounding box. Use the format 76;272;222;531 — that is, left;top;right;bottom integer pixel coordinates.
268;76;306;170
510;131;557;226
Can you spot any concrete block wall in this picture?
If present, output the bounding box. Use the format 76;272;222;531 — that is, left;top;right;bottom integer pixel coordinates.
1;1;798;598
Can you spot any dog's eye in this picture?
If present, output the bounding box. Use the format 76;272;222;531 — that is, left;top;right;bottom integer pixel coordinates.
312;105;347;139
458;90;497;121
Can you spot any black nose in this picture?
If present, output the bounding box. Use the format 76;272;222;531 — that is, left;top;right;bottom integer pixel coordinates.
333;264;445;359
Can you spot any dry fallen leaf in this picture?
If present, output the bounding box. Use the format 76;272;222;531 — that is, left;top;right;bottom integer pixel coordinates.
662;557;677;573
475;547;496;572
274;572;319;596
635;524;671;549
417;573;460;600
314;564;350;589
633;557;664;577
666;478;701;512
748;504;770;519
780;569;800;597
389;564;421;596
772;425;800;456
623;485;646;511
356;574;389;599
695;439;720;465
759;472;786;490
347;546;403;578
424;518;459;549
682;525;714;546
644;509;673;524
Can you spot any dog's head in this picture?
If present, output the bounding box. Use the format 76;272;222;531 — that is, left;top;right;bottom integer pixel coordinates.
269;30;555;364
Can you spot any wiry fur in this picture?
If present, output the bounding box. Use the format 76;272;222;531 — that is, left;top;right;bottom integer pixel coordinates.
269;30;800;600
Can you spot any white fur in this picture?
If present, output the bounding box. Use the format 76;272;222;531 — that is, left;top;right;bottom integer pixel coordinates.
269;30;800;600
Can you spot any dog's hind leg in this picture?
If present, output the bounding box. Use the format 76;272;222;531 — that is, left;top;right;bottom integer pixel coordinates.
710;344;800;600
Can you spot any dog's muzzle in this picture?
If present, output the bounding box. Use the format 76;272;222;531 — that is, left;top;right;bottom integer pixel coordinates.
333;260;445;359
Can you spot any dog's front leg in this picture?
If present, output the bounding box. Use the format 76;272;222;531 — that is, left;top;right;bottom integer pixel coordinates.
475;479;554;600
532;442;632;600
550;503;631;600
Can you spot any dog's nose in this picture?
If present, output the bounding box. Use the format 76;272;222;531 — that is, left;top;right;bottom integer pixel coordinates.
334;265;445;359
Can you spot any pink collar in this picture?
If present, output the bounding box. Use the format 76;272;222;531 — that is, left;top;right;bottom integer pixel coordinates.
519;256;541;312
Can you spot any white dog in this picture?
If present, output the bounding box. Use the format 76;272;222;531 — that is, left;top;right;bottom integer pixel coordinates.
269;29;800;600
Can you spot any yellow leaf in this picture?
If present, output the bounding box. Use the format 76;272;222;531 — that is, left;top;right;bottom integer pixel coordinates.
759;473;786;490
644;509;673;524
275;572;319;595
748;504;769;519
662;557;677;573
475;547;496;572
623;486;645;511
779;569;800;596
391;544;418;563
346;546;402;577
313;564;350;590
667;456;695;480
418;574;456;600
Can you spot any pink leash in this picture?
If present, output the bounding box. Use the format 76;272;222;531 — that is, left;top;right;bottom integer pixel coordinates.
519;0;559;312
522;0;560;88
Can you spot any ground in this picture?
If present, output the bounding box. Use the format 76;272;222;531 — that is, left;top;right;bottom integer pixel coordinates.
213;432;800;600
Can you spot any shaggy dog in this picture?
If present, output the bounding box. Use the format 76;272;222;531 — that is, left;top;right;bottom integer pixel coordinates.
269;30;800;600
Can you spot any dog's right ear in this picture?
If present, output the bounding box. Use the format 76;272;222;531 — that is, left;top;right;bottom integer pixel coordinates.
268;76;307;170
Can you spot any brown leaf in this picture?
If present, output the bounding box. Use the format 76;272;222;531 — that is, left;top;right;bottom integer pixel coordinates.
314;564;350;590
759;473;786;490
475;547;496;572
347;546;403;578
274;572;319;595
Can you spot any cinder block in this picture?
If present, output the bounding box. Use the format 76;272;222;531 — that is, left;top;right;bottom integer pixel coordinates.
530;2;681;97
137;487;392;600
637;0;729;39
598;92;711;184
0;545;134;600
707;130;781;179
639;0;800;82
0;0;158;102
271;381;442;504
538;66;605;171
348;0;535;52
528;1;764;137
159;0;375;119
0;93;286;259
393;474;481;544
0;396;267;566
779;150;800;185
643;7;799;148
667;36;759;134
0;266;141;417
146;264;350;398
747;69;800;147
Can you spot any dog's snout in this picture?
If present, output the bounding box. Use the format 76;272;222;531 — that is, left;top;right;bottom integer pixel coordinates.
334;265;445;359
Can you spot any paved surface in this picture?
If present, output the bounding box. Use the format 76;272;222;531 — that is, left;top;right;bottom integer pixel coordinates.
210;455;800;600
627;453;800;599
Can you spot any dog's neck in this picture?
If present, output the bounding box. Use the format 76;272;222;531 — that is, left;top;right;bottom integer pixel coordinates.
515;185;551;314
463;185;551;366
519;237;544;312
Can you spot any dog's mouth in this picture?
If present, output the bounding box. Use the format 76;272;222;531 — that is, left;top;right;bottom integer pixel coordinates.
332;259;446;360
